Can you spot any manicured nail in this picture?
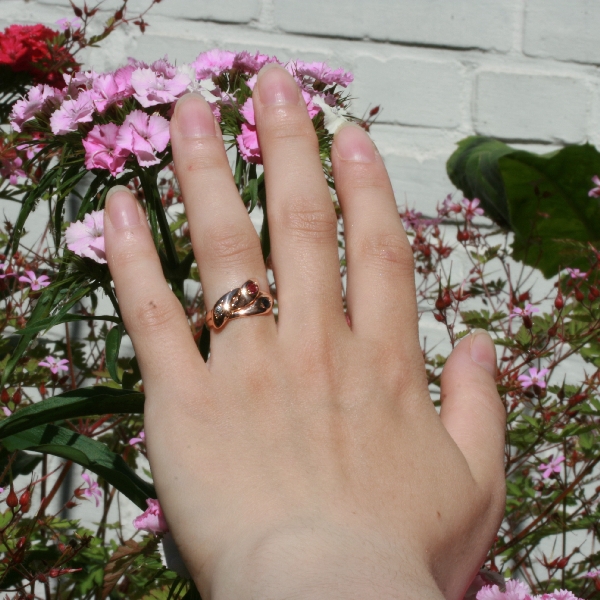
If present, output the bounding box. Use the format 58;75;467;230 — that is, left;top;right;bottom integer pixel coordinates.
257;64;300;106
334;123;377;162
470;329;497;377
175;93;217;137
106;186;140;230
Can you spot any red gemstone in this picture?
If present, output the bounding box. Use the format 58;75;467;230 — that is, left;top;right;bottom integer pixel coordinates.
246;281;259;295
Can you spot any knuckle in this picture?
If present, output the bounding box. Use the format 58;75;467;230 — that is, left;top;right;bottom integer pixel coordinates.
263;106;316;143
356;232;414;274
204;224;259;266
279;201;338;242
131;294;184;334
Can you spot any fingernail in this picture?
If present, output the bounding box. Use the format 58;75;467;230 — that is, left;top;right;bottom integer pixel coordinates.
106;186;140;230
470;329;497;377
257;64;300;106
175;93;217;137
334;123;377;162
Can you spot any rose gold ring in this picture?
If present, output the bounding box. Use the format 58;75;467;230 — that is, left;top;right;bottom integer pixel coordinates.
205;279;273;331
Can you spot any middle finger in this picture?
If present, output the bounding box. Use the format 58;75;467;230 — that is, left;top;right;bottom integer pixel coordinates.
253;65;347;335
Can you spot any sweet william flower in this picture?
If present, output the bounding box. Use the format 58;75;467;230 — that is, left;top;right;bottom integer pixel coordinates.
131;67;191;107
38;356;69;375
19;270;50;290
133;498;169;534
116;110;170;167
10;84;62;132
82;125;129;176
65;209;107;263
49;90;95;135
312;94;348;135
192;49;236;79
518;367;549;389
539;454;565;479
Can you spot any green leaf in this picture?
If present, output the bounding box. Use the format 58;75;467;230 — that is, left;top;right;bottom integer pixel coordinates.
446;136;514;228
13;313;119;336
106;324;124;384
2;424;155;509
500;144;600;277
0;386;144;440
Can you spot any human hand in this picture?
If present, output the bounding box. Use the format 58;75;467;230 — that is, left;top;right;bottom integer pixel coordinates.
103;64;506;600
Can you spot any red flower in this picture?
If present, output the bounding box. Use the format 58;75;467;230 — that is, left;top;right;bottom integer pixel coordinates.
0;24;78;86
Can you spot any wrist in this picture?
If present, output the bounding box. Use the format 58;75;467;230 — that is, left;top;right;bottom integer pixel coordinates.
202;520;446;600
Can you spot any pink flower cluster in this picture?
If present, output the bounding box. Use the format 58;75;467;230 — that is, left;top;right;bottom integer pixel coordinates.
10;50;354;172
477;579;580;600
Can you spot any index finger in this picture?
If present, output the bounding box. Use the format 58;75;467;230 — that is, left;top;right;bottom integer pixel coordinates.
104;186;206;390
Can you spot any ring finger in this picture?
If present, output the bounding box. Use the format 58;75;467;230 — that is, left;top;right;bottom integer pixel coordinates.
170;93;276;356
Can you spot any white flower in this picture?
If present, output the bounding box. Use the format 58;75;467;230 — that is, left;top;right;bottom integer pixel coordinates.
177;65;219;102
312;95;349;135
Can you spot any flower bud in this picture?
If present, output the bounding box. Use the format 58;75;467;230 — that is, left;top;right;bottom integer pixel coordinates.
547;326;557;337
435;297;446;311
48;568;60;578
457;229;469;242
554;293;564;310
591;286;600;298
19;489;31;512
1;389;9;404
575;289;584;302
523;315;533;330
557;558;568;569
434;313;445;322
6;487;18;509
12;389;21;405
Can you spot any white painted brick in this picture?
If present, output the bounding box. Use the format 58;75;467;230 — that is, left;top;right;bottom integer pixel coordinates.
474;71;589;143
524;0;600;64
274;0;518;52
36;0;260;22
352;56;465;129
150;0;260;23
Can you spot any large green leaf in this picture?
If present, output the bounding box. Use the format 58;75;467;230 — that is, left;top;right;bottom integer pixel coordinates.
500;144;600;277
2;424;154;509
105;324;124;384
0;386;144;439
446;136;514;228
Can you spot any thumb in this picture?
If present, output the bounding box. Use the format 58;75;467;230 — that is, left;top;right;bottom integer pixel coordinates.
439;329;506;491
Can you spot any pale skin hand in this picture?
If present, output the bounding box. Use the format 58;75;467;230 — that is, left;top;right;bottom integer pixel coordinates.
103;64;506;600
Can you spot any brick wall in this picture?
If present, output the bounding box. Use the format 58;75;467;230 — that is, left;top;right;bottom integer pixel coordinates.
3;0;600;214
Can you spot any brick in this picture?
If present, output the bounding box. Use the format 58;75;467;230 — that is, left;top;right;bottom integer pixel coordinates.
352;56;465;129
150;0;260;23
524;0;600;64
274;0;517;52
474;71;589;143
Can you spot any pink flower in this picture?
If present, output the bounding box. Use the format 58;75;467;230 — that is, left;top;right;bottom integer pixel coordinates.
65;209;107;263
38;355;70;375
289;60;354;87
80;473;102;507
477;579;531;600
2;407;12;417
538;454;565;479
518;367;549;389
90;73;120;112
584;569;600;578
131;67;190;107
589;175;600;198
565;268;587;279
439;194;462;216
509;303;540;318
237;98;262;163
192;49;236;79
233;51;277;74
116;110;170;167
463;197;485;220
82;124;129;176
129;430;145;446
10;84;62;132
49;90;95;135
19;270;50;290
0;156;27;185
55;17;82;31
133;498;169;534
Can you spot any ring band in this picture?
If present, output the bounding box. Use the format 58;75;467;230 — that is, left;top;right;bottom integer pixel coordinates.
206;280;273;331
